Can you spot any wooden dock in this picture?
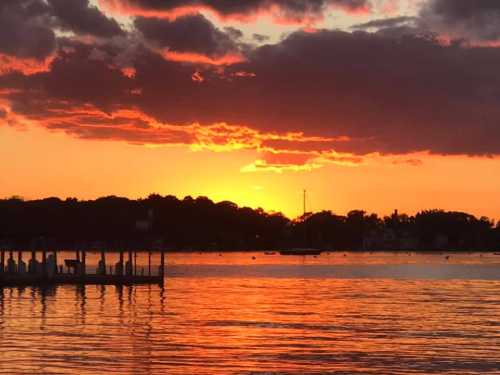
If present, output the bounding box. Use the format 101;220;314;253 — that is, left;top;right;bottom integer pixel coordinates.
0;249;165;287
0;274;163;287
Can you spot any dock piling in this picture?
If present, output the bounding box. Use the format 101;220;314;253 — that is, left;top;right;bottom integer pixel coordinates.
53;251;58;275
7;251;15;273
29;249;36;274
126;250;132;276
76;249;80;275
116;251;124;276
42;249;47;277
96;251;105;275
82;250;86;276
159;251;165;279
17;251;26;274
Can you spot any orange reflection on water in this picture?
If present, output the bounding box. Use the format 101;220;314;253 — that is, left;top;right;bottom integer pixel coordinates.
1;252;500;374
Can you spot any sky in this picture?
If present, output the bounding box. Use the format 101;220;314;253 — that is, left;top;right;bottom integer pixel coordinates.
1;0;500;219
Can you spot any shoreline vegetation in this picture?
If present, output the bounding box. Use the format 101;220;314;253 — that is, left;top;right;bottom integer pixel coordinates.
1;194;499;252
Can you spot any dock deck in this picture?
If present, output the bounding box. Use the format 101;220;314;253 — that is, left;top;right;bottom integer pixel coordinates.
0;273;163;287
0;249;166;288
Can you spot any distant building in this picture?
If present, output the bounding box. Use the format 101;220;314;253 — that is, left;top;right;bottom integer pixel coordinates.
363;229;418;251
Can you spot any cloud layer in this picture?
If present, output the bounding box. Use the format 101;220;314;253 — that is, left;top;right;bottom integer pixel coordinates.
49;0;124;37
135;13;239;58
100;0;371;22
1;0;500;172
419;0;500;43
0;0;56;60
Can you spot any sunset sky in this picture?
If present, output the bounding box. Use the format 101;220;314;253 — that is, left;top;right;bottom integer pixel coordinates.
2;0;500;219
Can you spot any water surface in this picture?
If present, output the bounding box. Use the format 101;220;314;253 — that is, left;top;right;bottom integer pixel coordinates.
1;251;499;374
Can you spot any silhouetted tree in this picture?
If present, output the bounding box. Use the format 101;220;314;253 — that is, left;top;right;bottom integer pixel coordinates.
0;196;498;251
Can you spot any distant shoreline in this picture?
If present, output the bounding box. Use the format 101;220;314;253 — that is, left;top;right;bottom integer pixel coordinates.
1;195;499;252
1;249;499;254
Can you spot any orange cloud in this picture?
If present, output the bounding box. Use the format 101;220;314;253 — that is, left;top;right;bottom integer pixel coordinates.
319;152;364;166
162;50;245;65
232;71;257;78
5;98;363;172
241;159;322;173
0;54;55;75
0;100;34;129
99;0;370;25
191;70;205;82
241;149;364;173
380;0;400;14
262;151;316;166
261;136;350;153
98;1;208;21
121;67;136;78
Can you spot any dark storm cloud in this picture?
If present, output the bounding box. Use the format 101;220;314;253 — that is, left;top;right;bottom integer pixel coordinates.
131;30;500;156
3;5;500;157
419;0;500;42
48;0;124;38
43;49;132;108
102;0;369;19
2;41;136;117
0;0;56;59
135;14;238;57
0;0;122;62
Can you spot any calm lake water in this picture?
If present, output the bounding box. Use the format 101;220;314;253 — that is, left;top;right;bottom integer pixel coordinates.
1;251;500;374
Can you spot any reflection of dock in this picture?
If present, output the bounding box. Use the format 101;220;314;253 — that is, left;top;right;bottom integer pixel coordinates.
0;249;165;287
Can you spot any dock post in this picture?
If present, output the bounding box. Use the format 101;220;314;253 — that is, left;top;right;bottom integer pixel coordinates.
134;251;137;276
148;251;151;276
7;251;15;274
29;248;36;274
159;251;165;279
0;249;4;273
17;251;26;274
82;250;86;276
76;249;81;275
98;251;106;275
116;251;124;276
42;248;47;277
53;250;58;274
126;250;133;276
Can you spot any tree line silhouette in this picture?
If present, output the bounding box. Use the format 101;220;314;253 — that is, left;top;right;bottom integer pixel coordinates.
1;195;499;251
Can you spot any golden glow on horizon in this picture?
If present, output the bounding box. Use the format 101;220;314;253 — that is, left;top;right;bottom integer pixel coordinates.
1;125;500;220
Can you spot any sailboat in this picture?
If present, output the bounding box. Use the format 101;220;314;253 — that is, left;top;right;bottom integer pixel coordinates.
280;189;323;256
